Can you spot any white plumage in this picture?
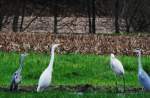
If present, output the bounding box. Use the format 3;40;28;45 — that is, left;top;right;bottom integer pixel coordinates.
110;54;124;75
37;44;60;92
110;53;125;92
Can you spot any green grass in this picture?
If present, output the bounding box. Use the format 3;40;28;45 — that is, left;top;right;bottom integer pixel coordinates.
0;51;150;97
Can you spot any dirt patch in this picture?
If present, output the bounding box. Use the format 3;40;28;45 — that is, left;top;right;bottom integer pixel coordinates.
0;84;147;93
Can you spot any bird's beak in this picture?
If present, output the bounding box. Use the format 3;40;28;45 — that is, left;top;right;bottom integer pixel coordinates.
24;53;29;56
56;43;62;47
133;48;141;52
58;43;63;47
57;44;62;53
57;44;61;47
59;43;63;46
133;49;137;53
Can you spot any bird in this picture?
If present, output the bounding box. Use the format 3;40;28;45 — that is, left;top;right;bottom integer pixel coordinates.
134;49;150;91
110;53;125;92
10;53;28;91
37;44;60;92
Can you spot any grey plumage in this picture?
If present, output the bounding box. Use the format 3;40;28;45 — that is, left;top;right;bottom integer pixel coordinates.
10;53;28;91
134;49;150;91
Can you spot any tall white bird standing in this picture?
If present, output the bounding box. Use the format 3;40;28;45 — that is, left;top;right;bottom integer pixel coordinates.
110;53;125;92
37;44;60;92
10;53;28;91
134;49;150;91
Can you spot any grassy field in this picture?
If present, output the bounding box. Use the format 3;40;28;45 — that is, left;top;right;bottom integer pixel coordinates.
0;51;150;97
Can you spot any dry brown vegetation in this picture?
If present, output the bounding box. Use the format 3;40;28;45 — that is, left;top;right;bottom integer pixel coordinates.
0;32;150;55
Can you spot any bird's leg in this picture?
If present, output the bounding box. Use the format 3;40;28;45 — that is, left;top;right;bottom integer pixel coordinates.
122;75;125;93
14;84;18;91
40;87;44;92
115;74;118;93
10;82;14;91
10;80;15;91
141;87;144;93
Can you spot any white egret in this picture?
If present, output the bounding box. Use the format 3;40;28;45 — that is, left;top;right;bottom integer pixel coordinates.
110;53;125;92
10;53;28;91
134;49;150;91
37;44;60;92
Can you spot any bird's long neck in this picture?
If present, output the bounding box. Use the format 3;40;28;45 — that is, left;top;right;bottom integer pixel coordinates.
110;56;115;62
110;56;114;67
138;52;142;70
18;56;24;73
48;48;55;71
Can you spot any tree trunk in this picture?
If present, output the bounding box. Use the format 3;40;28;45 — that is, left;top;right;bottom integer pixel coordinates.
12;0;20;32
86;0;92;33
114;0;120;33
20;0;26;32
53;0;58;33
125;17;130;32
12;15;19;32
0;15;3;31
0;0;3;31
92;0;96;34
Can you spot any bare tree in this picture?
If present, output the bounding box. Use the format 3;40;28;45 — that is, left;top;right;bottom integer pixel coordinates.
86;0;92;33
20;0;26;32
0;0;4;31
91;0;96;34
0;16;3;31
12;0;20;32
114;0;120;33
53;0;58;33
121;0;149;33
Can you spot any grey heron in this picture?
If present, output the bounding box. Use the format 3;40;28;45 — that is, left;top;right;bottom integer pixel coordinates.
134;49;150;91
10;53;28;91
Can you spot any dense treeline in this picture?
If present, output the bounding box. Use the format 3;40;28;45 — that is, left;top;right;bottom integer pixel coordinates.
0;0;112;16
0;0;150;33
